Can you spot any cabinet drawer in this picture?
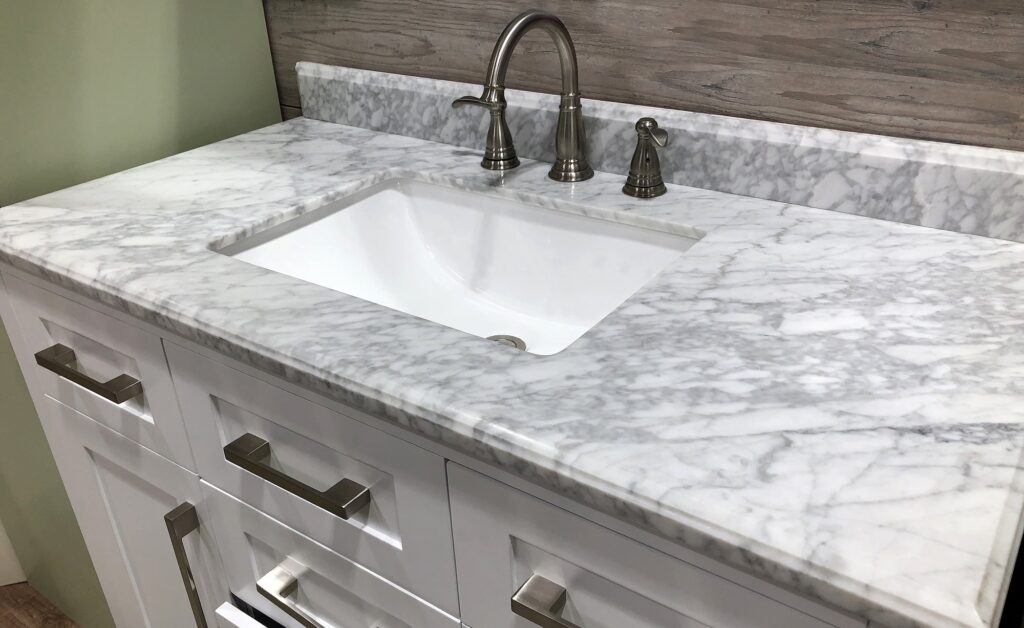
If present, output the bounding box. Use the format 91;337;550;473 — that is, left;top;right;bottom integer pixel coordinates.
449;464;844;628
166;342;459;615
203;481;460;628
216;603;267;628
4;274;194;469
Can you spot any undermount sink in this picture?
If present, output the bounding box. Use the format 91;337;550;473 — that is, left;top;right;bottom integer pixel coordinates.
219;178;696;355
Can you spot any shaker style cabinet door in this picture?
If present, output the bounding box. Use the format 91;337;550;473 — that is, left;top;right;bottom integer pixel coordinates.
39;397;226;628
448;463;855;628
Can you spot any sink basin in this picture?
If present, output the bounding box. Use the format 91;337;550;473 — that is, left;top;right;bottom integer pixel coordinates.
219;178;696;354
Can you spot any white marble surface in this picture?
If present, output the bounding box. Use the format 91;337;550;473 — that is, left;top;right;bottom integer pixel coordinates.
3;119;1024;628
299;62;1024;243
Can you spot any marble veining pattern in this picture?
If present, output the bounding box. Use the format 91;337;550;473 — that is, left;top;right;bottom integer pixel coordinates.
4;119;1024;628
298;62;1024;243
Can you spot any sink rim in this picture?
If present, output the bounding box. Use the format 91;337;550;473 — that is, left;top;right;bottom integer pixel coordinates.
210;172;703;355
209;170;706;257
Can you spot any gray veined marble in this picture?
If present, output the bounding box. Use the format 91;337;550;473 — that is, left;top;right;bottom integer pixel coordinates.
298;61;1024;243
4;114;1024;628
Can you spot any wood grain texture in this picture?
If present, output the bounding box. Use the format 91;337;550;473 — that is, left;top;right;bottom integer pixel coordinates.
0;583;78;627
263;0;1024;150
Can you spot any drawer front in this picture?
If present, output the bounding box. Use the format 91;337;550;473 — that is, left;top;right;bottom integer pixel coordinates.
216;603;267;628
203;481;461;628
166;342;459;615
449;464;839;628
4;274;194;469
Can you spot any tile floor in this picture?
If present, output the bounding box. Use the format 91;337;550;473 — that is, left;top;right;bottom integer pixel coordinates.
0;583;76;627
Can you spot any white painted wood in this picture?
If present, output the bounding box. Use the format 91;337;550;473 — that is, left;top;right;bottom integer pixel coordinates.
159;322;863;628
448;462;841;628
444;456;866;628
203;480;460;628
166;341;459;616
0;517;24;586
0;265;865;627
37;398;227;628
161;332;864;628
215;602;266;628
3;273;195;470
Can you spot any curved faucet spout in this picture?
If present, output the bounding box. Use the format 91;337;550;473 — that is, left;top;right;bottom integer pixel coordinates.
452;9;594;182
483;11;580;97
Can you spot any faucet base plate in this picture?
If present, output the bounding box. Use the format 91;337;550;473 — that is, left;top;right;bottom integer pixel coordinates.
549;160;594;182
482;156;521;170
622;182;667;198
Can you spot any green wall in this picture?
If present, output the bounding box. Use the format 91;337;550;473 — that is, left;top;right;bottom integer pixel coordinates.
0;1;281;624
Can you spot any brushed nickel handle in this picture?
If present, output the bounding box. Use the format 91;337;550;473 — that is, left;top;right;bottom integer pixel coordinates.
512;574;580;628
165;503;208;628
452;94;498;111
224;433;370;520
651;126;667;147
34;343;143;404
649;125;668;148
256;558;324;628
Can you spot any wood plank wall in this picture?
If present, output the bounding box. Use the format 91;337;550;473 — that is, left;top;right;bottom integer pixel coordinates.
263;0;1024;151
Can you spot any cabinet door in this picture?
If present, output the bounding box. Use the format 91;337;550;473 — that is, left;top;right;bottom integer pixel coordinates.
449;463;848;628
39;397;226;628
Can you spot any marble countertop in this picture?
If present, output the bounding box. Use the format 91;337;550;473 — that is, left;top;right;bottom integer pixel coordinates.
2;118;1024;628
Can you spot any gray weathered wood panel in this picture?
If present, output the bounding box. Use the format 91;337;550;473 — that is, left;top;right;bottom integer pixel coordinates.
264;0;1024;151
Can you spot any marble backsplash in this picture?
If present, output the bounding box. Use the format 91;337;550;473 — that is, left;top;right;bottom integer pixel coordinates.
297;61;1024;243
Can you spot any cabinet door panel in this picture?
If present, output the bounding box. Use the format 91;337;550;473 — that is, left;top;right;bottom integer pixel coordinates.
448;463;841;628
40;397;225;628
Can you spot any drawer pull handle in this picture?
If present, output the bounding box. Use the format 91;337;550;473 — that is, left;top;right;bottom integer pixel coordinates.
512;574;580;628
224;433;371;520
165;502;209;628
256;558;324;628
34;343;143;404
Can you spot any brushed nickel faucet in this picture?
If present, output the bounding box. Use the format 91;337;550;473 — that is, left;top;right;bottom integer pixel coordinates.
453;9;594;182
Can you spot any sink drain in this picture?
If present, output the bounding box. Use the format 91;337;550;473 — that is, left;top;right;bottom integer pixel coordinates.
487;334;527;351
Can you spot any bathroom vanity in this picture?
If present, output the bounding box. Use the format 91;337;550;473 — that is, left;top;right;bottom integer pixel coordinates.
1;61;1024;628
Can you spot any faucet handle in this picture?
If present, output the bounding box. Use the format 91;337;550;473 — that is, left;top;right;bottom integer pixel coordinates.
451;92;520;170
623;117;668;198
636;117;668;148
452;94;502;111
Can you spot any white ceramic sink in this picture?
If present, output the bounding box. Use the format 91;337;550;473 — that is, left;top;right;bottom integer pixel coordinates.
220;179;696;354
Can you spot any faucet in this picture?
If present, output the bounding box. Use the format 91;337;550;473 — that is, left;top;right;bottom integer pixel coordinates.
452;9;594;182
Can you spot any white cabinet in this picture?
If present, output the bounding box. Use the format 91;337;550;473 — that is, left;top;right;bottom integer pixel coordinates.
165;341;459;615
448;463;858;628
38;397;225;628
203;481;460;628
3;273;195;469
0;268;872;628
215;602;269;628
